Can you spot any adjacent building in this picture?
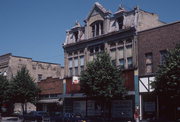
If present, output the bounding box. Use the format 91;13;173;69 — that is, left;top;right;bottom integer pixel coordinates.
138;21;180;120
37;77;64;112
0;53;64;114
0;53;64;82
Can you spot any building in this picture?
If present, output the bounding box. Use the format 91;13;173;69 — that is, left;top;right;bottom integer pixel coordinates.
62;2;164;119
0;53;64;82
138;21;180;120
37;77;64;112
0;53;64;114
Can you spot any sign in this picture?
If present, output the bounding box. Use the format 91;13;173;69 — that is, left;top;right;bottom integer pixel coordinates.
112;100;133;118
72;76;80;84
139;76;155;93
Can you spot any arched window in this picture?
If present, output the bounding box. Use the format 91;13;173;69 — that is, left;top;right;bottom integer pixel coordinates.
91;20;103;37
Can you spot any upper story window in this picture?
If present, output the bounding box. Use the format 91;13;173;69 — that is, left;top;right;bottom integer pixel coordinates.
119;59;125;69
160;50;167;65
117;16;123;30
74;57;78;67
145;53;153;74
73;31;78;42
91;21;103;37
68;58;73;68
38;74;42;81
127;57;133;68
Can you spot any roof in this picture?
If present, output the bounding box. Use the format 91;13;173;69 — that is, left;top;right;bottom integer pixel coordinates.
138;21;180;34
86;2;111;21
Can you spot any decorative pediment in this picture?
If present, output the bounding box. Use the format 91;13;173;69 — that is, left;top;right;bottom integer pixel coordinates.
86;2;111;21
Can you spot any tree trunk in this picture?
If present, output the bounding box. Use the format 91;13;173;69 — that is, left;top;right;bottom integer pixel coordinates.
25;103;27;114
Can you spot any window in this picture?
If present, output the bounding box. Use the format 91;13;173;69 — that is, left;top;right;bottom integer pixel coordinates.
160;50;167;65
117;16;123;29
80;56;84;66
74;57;78;67
91;21;103;37
68;52;72;56
126;45;132;57
50;94;58;98
69;68;73;76
112;60;116;66
118;47;124;59
75;67;78;76
38;74;42;81
80;66;84;73
110;42;116;47
119;59;124;69
95;46;99;53
145;53;153;74
127;57;133;68
100;45;104;52
74;57;78;76
110;49;116;60
73;31;78;42
68;58;72;68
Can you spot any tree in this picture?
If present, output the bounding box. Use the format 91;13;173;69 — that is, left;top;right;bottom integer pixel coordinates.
0;75;9;106
153;45;180;120
154;45;180;97
10;66;40;114
80;52;126;117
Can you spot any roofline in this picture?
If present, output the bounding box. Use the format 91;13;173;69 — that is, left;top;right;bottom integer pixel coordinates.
0;53;62;66
33;60;61;66
0;53;12;57
63;27;135;48
12;55;32;60
138;21;180;34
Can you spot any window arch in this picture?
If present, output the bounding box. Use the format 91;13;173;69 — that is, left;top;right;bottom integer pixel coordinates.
91;20;103;37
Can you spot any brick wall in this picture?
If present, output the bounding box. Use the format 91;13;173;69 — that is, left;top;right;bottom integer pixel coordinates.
38;77;63;95
138;22;180;76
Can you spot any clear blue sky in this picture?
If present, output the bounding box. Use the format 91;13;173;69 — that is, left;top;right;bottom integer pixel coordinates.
0;0;180;66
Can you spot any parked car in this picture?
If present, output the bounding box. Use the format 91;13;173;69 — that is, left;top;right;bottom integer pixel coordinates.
63;113;91;122
19;111;49;122
49;112;64;122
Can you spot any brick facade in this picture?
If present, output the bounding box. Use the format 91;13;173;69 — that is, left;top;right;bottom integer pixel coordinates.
138;22;180;76
38;77;63;95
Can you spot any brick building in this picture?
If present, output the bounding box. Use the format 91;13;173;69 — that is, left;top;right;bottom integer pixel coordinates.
37;77;64;112
62;2;164;119
138;21;180;120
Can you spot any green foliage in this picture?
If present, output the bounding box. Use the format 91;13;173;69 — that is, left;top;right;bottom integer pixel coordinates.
9;66;40;104
154;45;180;96
0;75;9;104
80;52;126;100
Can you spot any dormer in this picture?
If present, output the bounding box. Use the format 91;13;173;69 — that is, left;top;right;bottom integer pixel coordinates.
84;2;111;38
114;6;126;30
64;21;85;45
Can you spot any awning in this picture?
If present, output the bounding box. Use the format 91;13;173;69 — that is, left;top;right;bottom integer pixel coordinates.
38;98;63;105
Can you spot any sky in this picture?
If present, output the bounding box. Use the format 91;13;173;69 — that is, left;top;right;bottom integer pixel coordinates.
0;0;180;66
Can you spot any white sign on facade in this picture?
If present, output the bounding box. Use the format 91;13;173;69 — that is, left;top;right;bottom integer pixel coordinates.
72;76;80;84
139;76;155;93
111;100;133;118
